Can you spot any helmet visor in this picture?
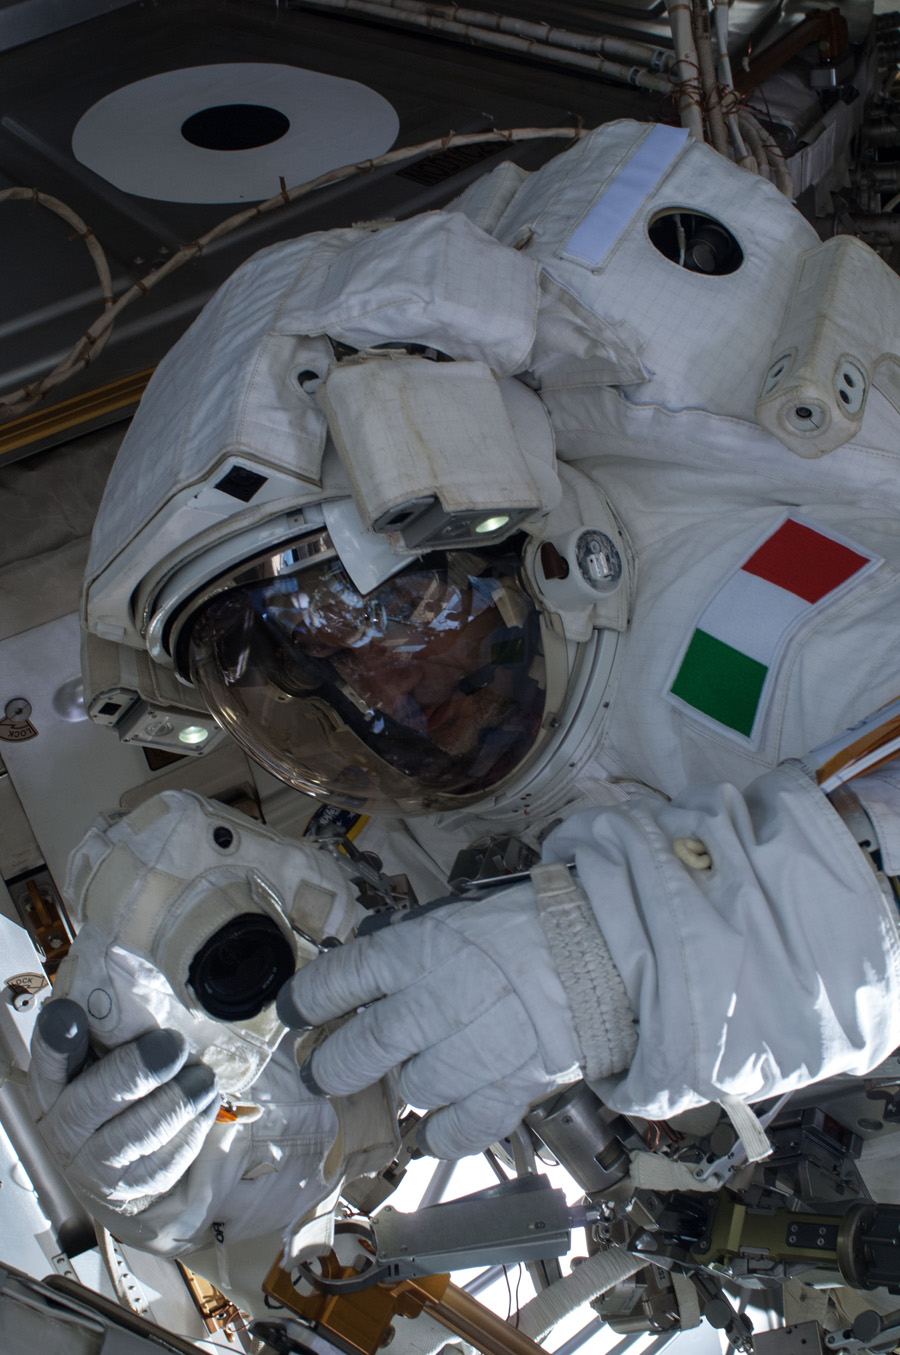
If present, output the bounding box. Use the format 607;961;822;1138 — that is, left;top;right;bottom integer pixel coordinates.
187;547;547;815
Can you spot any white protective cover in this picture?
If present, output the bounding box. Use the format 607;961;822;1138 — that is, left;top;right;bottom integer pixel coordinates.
55;790;361;1091
84;214;547;648
45;792;399;1264
319;357;543;535
488;120;819;418
755;234;900;456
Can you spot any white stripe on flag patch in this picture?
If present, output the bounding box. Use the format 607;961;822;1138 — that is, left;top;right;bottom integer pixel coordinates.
696;569;810;667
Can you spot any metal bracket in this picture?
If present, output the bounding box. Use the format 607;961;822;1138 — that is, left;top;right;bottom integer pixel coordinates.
692;1092;792;1186
302;1176;583;1293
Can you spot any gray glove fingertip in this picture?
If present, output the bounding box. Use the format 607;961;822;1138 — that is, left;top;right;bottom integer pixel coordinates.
417;1092;530;1161
172;1062;218;1110
287;928;408;1024
135;1028;187;1078
276;978;313;1032
415;1114;453;1160
35;999;91;1080
298;1053;329;1098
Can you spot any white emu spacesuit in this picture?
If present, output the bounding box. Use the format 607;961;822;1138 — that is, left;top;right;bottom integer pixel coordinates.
26;119;900;1299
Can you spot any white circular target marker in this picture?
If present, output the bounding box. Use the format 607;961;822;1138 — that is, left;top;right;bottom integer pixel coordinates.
72;63;400;204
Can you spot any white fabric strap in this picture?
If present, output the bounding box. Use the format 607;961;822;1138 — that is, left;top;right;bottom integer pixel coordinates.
628;1151;722;1193
717;1092;773;1163
671;1271;702;1330
628;1097;775;1195
531;862;637;1081
213;1223;232;1293
516;1246;645;1341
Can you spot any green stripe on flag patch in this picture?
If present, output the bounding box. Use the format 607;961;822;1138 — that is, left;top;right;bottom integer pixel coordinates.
670;629;767;737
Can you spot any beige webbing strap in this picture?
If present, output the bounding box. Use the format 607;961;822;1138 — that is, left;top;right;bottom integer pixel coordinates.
531;862;637;1081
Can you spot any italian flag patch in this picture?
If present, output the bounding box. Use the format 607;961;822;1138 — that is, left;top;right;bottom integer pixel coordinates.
669;518;878;740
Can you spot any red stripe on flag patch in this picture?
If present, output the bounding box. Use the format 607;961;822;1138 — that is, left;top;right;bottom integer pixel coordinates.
742;519;869;603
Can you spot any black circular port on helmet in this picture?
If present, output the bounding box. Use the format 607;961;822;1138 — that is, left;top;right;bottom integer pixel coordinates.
188;914;295;1020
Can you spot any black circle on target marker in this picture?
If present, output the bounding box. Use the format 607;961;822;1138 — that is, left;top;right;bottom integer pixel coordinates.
181;103;291;151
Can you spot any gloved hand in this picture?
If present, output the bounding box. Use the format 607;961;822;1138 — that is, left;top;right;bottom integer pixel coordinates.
278;876;636;1159
28;999;220;1213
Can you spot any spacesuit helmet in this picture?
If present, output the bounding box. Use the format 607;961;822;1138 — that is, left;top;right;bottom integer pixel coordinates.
101;348;547;815
86;332;627;820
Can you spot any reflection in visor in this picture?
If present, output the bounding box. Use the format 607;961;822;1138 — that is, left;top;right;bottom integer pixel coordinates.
188;549;547;814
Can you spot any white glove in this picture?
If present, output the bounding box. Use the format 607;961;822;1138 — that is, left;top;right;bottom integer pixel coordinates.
278;880;634;1159
28;999;220;1213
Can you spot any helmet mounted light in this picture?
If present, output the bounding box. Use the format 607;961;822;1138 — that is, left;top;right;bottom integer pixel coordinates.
319;355;545;553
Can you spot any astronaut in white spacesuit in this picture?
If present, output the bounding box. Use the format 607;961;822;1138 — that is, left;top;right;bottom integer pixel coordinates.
26;118;900;1293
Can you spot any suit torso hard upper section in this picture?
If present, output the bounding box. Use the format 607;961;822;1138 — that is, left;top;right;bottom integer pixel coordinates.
550;396;900;796
462;121;900;797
